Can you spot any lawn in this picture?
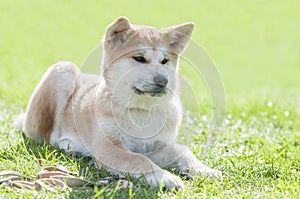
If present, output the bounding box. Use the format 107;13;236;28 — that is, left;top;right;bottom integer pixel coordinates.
0;0;300;198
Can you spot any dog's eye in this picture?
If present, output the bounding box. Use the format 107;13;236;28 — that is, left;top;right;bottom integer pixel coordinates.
133;56;147;63
161;58;169;65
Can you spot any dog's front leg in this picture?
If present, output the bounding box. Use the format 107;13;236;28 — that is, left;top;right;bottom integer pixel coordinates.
146;144;222;179
91;140;184;190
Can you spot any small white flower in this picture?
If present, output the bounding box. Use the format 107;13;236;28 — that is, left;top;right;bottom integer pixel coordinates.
267;101;272;107
284;111;289;117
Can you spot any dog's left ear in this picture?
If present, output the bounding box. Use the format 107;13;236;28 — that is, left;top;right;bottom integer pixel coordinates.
165;22;194;54
104;16;134;47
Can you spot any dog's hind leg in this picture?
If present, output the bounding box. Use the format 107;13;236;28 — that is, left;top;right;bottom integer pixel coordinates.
22;61;79;143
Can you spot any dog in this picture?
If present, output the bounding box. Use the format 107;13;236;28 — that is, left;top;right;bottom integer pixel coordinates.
15;16;221;190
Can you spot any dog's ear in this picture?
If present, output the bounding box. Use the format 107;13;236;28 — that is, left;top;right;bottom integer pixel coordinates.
105;16;133;46
165;22;194;54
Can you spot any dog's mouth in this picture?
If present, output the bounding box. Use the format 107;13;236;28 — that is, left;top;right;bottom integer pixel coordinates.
133;86;167;97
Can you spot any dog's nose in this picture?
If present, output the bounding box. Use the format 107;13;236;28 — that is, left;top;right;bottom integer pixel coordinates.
153;75;168;87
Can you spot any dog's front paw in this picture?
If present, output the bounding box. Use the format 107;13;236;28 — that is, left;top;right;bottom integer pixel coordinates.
162;171;185;191
200;168;222;179
145;170;184;191
186;166;222;180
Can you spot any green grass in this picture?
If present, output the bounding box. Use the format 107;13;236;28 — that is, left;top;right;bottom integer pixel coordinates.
1;0;300;198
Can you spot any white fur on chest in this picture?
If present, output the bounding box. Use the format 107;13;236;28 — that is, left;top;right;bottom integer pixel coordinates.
100;104;179;153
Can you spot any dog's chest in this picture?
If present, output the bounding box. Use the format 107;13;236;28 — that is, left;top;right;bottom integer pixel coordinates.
108;108;177;153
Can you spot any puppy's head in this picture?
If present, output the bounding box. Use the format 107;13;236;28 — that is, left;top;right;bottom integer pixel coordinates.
101;17;194;109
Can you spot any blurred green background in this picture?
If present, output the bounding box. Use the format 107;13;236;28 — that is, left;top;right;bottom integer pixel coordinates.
0;0;299;107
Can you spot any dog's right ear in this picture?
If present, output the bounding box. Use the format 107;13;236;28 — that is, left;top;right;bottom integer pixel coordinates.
104;16;133;47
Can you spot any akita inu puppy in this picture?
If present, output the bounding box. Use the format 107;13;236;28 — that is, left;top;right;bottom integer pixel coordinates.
16;17;221;190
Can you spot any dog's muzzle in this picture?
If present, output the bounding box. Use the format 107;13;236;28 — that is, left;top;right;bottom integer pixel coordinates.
133;75;168;97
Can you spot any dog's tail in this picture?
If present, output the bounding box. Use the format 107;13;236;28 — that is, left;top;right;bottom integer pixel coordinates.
13;113;26;131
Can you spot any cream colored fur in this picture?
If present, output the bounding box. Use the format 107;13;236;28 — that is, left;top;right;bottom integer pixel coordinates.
16;17;221;190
